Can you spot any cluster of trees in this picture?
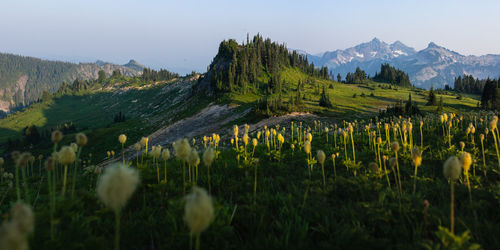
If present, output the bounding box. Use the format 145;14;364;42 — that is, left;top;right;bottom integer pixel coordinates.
209;34;330;95
453;75;485;94
373;64;411;87
141;68;179;82
378;93;421;118
319;86;333;108
481;78;500;110
345;67;367;84
113;111;126;123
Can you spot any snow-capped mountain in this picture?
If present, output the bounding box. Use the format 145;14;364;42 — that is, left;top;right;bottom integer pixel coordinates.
305;38;500;89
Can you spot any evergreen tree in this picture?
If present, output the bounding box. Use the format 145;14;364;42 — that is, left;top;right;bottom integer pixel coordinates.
319;86;333;108
337;73;341;83
98;70;107;82
427;86;437;105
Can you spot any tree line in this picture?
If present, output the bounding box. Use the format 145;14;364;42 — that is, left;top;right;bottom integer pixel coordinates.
373;63;411;87
453;74;485;94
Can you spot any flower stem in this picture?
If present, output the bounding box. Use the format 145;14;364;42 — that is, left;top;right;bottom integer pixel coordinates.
115;210;121;250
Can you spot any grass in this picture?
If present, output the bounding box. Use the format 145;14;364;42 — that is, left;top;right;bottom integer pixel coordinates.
227;67;478;119
0;112;498;249
0;77;210;163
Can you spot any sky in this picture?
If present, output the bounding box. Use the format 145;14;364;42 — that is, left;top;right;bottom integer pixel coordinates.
1;0;500;74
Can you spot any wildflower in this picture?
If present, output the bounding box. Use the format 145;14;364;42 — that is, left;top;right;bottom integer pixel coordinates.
490;119;497;130
173;139;191;162
188;149;200;167
184;186;214;234
233;125;239;138
16;152;32;167
134;143;141;151
368;162;379;172
140;137;148;147
162;149;170;161
58;146;75;165
0;202;34;250
317;150;326;164
70;142;78;153
460;152;472;172
459;141;465;152
118;134;127;145
44;157;55;171
307;133;312;142
443;156;461;181
76;133;88;147
243;134;249;146
443;155;461;234
252;138;258;147
97;163;139;250
304;140;311;155
203;147;215;167
391;141;400;152
412;147;422;168
51;130;63;144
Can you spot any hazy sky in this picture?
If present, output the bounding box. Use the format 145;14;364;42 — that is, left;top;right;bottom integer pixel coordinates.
1;0;500;74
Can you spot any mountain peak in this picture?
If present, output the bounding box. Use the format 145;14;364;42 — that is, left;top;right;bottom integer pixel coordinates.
427;42;440;49
124;59;144;70
370;37;382;44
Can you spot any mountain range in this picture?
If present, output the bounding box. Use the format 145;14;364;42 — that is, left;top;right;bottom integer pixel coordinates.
304;38;500;89
0;53;144;113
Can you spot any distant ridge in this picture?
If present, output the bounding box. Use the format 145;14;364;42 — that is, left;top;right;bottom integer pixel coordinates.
0;52;144;113
304;38;500;89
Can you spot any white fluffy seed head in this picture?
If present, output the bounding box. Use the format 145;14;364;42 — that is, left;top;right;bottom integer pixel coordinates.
173;139;191;162
202;147;215;167
184;187;214;234
317;150;326;164
97;163;140;213
76;133;88;147
188;149;200;167
443;156;462;181
161;149;170;161
58;146;76;165
391;142;400;152
51;130;63;144
11;202;34;235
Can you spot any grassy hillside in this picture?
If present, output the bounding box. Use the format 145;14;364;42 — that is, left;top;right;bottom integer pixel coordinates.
0;76;209;161
228;66;478;120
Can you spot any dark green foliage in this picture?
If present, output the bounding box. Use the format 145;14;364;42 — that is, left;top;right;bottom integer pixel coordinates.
345;67;367;84
319;87;333;108
142;68;179;82
453;74;484;94
98;70;107;82
480;78;500;110
337;73;342;83
436;96;443;113
113;111;126;123
373;63;411;87
427;86;437;106
379;93;421;118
